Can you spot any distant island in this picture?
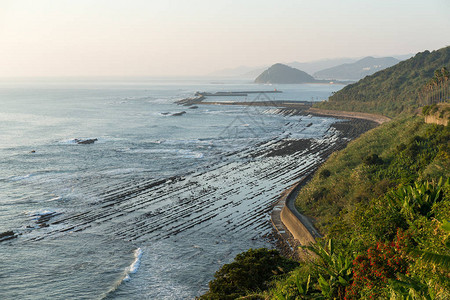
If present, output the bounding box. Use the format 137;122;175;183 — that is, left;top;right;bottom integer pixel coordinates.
254;63;350;84
254;63;319;84
313;56;400;80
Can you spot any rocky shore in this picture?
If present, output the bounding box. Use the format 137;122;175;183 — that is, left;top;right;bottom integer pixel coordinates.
269;117;378;257
175;93;383;257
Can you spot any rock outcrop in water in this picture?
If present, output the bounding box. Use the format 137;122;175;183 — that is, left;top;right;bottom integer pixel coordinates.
75;138;98;144
254;63;316;84
0;231;17;242
171;111;186;116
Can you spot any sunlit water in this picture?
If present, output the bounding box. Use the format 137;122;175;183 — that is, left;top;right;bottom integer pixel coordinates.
0;78;344;299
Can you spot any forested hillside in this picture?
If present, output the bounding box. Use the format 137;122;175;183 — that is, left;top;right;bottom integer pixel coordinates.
313;56;399;80
315;46;450;117
254;63;316;84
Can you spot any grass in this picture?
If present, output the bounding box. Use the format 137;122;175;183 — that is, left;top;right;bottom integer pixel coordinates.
295;116;449;233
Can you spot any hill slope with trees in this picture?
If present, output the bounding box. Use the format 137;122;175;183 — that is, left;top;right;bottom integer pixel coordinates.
313;56;400;80
315;46;450;117
254;63;317;84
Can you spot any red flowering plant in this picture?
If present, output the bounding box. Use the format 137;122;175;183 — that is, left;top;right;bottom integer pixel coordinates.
345;229;410;299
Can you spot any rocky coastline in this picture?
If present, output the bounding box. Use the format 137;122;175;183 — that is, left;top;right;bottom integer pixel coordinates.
175;92;385;257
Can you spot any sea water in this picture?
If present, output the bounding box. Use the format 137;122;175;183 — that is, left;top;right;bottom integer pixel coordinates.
0;78;344;299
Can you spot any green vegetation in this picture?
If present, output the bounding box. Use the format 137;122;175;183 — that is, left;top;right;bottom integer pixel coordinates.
315;46;450;117
422;103;450;125
199;248;299;300
296;117;450;232
423;67;450;105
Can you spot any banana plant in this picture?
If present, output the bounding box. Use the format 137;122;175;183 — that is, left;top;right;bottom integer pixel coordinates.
386;178;448;220
413;220;450;269
302;239;353;299
388;274;435;300
389;221;450;300
294;274;311;298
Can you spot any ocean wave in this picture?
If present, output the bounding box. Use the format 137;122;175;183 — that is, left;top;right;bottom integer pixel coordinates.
58;139;78;145
100;247;144;299
177;150;204;159
46;196;62;202
27;209;57;218
118;148;177;154
148;98;176;104
119;148;204;159
201;109;245;116
99;168;149;176
123;248;143;282
8;174;33;181
159;138;214;146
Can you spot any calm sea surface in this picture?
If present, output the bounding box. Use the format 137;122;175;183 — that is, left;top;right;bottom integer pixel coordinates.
0;78;344;299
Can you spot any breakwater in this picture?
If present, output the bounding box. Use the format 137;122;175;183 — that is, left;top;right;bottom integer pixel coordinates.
195;90;282;97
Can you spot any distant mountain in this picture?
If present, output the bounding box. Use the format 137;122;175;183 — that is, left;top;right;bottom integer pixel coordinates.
254;63;316;84
393;53;415;61
286;58;357;75
314;56;400;80
315;46;450;117
242;67;268;78
208;55;412;78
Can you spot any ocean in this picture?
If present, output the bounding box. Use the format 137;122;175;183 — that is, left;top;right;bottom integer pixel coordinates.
0;78;345;299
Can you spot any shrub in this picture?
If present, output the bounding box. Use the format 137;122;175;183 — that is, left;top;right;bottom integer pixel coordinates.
422;105;431;116
345;230;410;299
363;153;383;166
199;248;299;300
319;169;331;179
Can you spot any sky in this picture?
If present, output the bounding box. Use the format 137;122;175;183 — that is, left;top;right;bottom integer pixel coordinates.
0;0;449;77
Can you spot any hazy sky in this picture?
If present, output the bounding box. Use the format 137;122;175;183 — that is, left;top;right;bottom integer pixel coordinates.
0;0;449;77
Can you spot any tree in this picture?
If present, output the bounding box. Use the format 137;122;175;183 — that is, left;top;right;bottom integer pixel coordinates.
200;248;299;300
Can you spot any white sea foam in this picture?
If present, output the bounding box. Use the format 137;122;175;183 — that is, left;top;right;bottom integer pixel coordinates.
119;147;205;158
119;148;178;154
177;150;204;159
123;248;143;282
9;174;33;181
58;138;106;145
149;98;175;104
45;196;62;202
161;138;214;146
27;209;56;217
99;168;147;176
58;138;78;144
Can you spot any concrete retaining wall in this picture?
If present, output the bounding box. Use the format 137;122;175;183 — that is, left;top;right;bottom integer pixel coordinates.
280;204;316;245
271;175;321;247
